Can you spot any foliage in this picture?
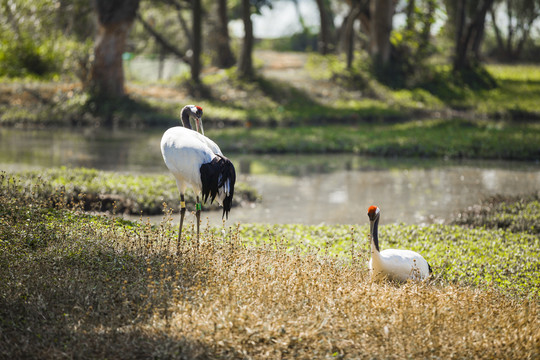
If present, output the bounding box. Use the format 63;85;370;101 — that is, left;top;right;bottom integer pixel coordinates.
0;173;538;358
0;35;58;77
384;0;439;87
2;56;540;134
486;0;540;61
0;0;94;78
7;167;258;215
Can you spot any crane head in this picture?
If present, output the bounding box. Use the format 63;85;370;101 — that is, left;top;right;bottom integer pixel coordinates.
182;105;205;135
193;105;204;135
367;205;380;221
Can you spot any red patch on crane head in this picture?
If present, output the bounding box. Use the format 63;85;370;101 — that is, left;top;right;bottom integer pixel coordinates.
367;205;379;216
196;106;203;112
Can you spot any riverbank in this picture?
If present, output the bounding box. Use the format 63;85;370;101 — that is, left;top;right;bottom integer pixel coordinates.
6;167;258;215
1;172;538;358
1;54;540;157
3;60;540;126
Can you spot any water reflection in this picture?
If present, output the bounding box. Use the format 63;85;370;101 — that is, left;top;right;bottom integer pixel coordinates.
1;128;539;225
226;164;540;225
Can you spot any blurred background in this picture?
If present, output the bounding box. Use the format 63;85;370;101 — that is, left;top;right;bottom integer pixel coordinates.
1;0;539;225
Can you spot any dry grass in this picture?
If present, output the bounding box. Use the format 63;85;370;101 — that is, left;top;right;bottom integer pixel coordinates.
1;173;538;359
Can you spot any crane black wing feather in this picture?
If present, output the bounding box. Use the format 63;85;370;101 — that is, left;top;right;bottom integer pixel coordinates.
200;154;236;219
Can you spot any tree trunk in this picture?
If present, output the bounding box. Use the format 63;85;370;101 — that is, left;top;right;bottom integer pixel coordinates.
90;0;140;98
405;0;416;32
490;8;505;58
191;0;202;83
343;4;361;68
315;0;336;54
215;0;235;68
238;0;254;79
471;4;488;60
369;0;394;67
453;0;468;70
452;0;494;71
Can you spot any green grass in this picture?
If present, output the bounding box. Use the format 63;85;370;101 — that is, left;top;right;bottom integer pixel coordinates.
233;222;539;298
8;167;258;215
2;60;540;131
452;194;540;235
208;118;540;160
1;173;538;358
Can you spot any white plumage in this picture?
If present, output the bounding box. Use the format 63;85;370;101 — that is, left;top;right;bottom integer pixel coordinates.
161;105;235;249
367;206;431;281
162;127;219;198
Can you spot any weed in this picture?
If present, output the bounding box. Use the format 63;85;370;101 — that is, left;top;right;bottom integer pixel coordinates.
0;173;538;358
8;167;259;215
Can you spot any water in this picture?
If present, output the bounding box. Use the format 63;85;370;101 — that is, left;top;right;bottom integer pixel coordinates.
1;128;539;225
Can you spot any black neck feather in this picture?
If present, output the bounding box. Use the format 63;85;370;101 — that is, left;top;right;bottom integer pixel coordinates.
371;217;380;252
181;107;192;129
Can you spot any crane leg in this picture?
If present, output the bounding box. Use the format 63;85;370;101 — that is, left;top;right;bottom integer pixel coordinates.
177;195;186;254
195;196;201;248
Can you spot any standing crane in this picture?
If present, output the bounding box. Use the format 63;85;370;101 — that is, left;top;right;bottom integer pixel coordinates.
367;205;432;281
161;105;236;249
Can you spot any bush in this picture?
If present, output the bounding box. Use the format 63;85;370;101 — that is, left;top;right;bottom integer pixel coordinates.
0;36;57;77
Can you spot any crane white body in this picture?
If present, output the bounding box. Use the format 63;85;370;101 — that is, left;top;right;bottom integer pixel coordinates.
369;248;431;282
160;105;235;249
367;206;431;282
161;126;227;205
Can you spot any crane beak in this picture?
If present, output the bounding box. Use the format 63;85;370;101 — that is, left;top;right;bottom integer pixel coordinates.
196;117;205;136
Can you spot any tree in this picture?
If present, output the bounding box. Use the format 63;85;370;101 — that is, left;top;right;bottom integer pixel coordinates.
191;0;202;83
387;0;437;86
213;0;235;68
402;0;437;62
445;0;494;72
338;0;369;69
89;0;140;98
314;0;337;54
490;0;540;61
369;0;395;71
0;0;94;78
238;0;255;79
236;0;272;79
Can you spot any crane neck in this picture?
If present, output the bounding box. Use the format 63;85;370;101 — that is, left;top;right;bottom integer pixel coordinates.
180;107;193;130
369;217;380;252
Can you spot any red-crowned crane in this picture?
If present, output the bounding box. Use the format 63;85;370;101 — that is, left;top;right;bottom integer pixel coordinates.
367;206;432;282
161;105;235;250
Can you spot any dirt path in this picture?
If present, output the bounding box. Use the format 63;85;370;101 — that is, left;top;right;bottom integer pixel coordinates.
256;50;363;104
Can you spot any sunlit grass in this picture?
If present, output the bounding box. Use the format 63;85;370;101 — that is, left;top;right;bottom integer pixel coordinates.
487;64;540;81
208;119;540;159
1;173;538;358
8;167;258;215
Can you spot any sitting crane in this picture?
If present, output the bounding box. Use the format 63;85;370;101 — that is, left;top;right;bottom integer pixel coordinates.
367;205;431;281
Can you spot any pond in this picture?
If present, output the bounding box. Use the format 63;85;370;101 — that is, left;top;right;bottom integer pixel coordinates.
1;128;539;226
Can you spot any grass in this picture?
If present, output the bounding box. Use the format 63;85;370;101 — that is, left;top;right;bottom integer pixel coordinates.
7;167;259;215
3;56;540;131
209;118;540;160
1;172;539;358
235;222;539;298
451;193;540;235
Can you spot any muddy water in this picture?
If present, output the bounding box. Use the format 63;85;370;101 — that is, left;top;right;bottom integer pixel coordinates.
1;128;539;225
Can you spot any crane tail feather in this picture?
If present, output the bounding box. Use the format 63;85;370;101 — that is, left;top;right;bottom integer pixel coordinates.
200;154;236;219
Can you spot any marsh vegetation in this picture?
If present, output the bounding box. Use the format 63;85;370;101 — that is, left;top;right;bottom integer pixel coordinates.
1;173;538;359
